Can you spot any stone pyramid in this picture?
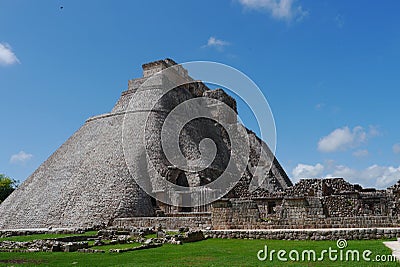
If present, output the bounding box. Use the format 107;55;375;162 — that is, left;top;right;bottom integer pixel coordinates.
0;59;292;230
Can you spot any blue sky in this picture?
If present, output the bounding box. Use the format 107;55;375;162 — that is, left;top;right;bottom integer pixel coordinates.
1;0;400;188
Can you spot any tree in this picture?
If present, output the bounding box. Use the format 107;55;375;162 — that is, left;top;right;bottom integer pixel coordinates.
0;174;18;203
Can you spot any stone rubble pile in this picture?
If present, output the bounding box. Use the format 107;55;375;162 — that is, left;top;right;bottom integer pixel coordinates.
0;226;205;253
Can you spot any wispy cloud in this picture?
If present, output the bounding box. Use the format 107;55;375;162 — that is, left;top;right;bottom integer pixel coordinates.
318;126;366;153
0;42;20;66
292;162;400;188
238;0;308;22
326;164;400;188
10;151;33;164
318;126;379;153
352;149;369;158
315;103;325;110
203;37;230;50
334;14;345;28
292;163;324;179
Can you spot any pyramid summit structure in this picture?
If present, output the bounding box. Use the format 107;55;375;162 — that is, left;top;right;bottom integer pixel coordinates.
0;59;292;230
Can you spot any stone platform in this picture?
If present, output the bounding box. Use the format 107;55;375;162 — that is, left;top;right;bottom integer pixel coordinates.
204;227;400;241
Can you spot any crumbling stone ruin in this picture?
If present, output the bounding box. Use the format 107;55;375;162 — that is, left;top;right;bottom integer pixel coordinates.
211;178;400;229
0;59;399;231
0;227;204;253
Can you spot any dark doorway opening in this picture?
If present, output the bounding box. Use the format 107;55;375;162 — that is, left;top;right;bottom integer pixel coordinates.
176;173;192;212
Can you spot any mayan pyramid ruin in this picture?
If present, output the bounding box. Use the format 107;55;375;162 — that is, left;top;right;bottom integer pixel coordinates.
0;59;292;230
2;58;399;231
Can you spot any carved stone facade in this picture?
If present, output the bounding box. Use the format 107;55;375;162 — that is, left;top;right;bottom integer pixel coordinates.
211;178;400;229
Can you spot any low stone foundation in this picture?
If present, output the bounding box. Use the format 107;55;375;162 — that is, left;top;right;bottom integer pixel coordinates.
2;227;400;241
212;215;400;230
204;228;400;240
113;215;212;230
0;228;88;238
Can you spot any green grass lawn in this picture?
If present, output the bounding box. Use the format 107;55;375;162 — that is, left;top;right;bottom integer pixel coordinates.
90;242;142;251
0;238;399;266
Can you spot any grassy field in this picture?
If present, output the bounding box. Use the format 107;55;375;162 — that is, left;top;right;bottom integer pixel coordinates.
0;236;399;266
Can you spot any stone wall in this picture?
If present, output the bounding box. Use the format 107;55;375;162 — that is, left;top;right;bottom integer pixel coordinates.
211;199;260;229
113;215;212;230
204;228;400;240
211;199;400;230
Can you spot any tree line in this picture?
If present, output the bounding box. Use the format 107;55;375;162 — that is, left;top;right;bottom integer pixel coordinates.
0;174;18;203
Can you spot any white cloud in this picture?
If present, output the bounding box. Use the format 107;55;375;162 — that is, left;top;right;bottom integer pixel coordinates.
318;125;382;153
393;143;400;154
352;149;369;158
326;165;358;180
293;162;400;189
238;0;308;22
330;164;400;188
368;125;381;137
292;163;324;179
0;43;20;66
318;126;367;153
10;151;33;164
203;37;230;50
